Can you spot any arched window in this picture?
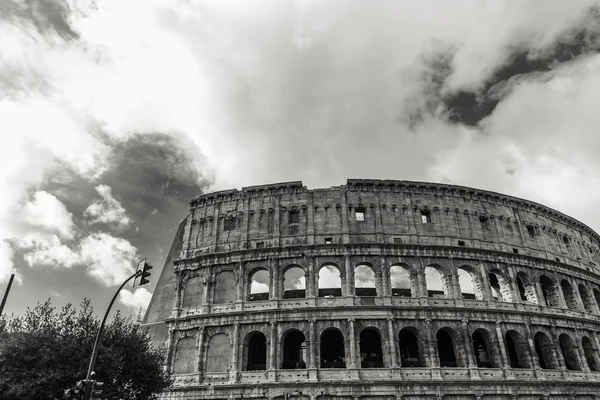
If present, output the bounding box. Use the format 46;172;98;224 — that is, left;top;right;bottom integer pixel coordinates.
320;329;346;368
245;332;267;370
560;280;579;311
354;264;377;296
213;271;236;304
489;271;512;302
540;275;560;307
173;337;197;374
593;288;600;311
359;328;383;368
516;272;538;304
458;267;483;300
283;267;306;299
505;331;531;369
437;328;458;367
582;336;600;372
399;328;421;367
559;334;582;370
248;269;269;301
472;329;498;368
425;266;450;298
282;330;307;369
182;276;203;308
390;265;413;297
318;264;342;297
534;332;559;369
578;284;594;314
205;333;231;372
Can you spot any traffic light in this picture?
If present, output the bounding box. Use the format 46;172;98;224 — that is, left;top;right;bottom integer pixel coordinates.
90;380;104;400
140;261;153;285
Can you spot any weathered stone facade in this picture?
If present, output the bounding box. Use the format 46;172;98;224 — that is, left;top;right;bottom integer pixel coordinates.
142;179;600;400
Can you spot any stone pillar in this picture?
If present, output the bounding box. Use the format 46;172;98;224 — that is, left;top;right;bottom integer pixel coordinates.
345;255;353;297
272;258;280;300
235;262;244;302
550;326;568;370
197;327;205;375
523;323;544;380
575;330;590;373
202;266;211;307
269;322;277;370
309;320;316;369
461;319;479;378
425;319;442;380
417;259;427;297
348;318;357;369
166;327;176;374
479;263;493;301
387;318;397;368
230;323;240;382
381;256;389;297
449;258;461;300
307;256;315;298
494;322;514;379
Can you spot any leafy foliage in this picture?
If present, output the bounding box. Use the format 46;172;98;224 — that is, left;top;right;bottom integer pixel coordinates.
0;299;170;400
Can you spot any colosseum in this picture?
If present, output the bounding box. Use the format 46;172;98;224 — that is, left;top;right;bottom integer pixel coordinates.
141;179;600;400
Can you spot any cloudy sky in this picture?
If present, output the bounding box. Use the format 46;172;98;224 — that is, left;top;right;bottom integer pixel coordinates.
2;0;600;318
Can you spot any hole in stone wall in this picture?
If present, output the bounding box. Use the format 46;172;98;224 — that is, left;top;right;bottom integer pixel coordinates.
390;265;412;297
355;207;365;222
289;210;300;224
534;332;559;369
399;328;421;367
437;329;458;367
425;266;448;298
283;267;306;299
246;332;267;371
224;217;236;231
249;269;269;301
559;334;582;371
320;329;346;368
540;275;560;307
420;209;431;224
354;264;377;297
359;329;384;368
282;330;307;369
318;264;342;297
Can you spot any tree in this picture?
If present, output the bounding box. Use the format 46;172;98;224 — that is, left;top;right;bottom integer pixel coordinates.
0;299;170;400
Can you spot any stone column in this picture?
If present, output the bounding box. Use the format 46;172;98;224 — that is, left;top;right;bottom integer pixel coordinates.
235;262;244;302
166;327;176;374
230;323;240;381
308;256;315;298
387;318;397;368
309;320;316;369
550;326;568;370
202;266;211;307
348;318;357;369
461;319;478;371
479;263;493;301
345;255;353;297
381;256;389;297
269;322;277;370
425;319;442;380
197;327;205;375
272;258;280;300
575;330;590;373
523;323;543;380
417;259;427;298
494;322;514;379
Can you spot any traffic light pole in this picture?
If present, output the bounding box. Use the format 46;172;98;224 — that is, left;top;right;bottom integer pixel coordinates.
85;270;141;382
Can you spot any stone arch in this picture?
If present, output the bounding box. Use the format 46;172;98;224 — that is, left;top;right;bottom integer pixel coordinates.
281;329;307;369
399;327;422;367
533;331;559;369
488;269;512;302
213;270;236;304
425;264;451;298
504;330;531;369
205;333;231;372
359;327;384;368
560;280;579;311
248;267;269;301
318;263;342;297
320;328;346;368
182;275;204;308
436;327;461;367
173;336;197;374
559;333;582;370
593;287;600;311
457;265;484;300
516;272;538;304
354;263;377;296
472;328;500;368
244;331;267;371
578;284;595;314
582;336;600;371
390;263;416;297
283;265;306;299
539;275;561;307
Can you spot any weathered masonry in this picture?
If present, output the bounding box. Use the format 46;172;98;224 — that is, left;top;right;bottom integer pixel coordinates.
141;179;600;400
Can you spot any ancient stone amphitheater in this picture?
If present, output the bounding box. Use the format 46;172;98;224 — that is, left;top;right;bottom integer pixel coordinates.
142;179;600;400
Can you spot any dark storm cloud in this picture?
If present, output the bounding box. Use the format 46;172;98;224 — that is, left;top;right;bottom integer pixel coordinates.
442;5;600;127
0;0;79;40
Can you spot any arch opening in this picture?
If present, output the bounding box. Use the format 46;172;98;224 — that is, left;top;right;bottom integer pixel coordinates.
320;329;346;368
283;267;306;299
318;264;342;297
559;334;582;371
354;264;377;297
560;280;579;311
534;332;559;369
249;269;269;301
437;329;458;367
399;328;421;367
578;284;594;314
425;266;450;298
182;276;203;308
246;332;267;371
458;268;483;300
472;329;497;368
173;337;197;374
359;328;383;368
540;275;560;307
205;333;231;373
505;331;531;369
390;265;413;297
582;336;600;372
213;271;236;304
489;272;512;302
516;272;538;304
593;288;600;311
282;330;307;369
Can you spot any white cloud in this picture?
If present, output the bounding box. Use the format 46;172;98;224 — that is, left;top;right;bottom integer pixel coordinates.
84;184;131;230
318;265;341;289
0;240;20;284
18;191;76;240
20;233;80;268
250;280;269;294
119;287;153;313
79;233;138;286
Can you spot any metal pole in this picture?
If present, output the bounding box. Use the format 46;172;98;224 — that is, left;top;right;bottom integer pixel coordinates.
86;271;140;382
0;274;15;316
